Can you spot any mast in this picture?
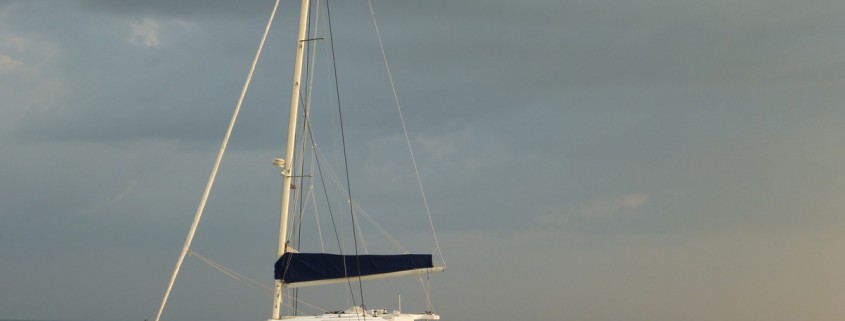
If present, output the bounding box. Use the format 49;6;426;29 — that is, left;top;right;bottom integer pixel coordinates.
273;0;311;319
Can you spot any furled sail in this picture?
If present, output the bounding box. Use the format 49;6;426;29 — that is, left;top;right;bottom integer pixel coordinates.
275;252;443;288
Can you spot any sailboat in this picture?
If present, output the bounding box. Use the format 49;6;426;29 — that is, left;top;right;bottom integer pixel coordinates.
154;1;445;321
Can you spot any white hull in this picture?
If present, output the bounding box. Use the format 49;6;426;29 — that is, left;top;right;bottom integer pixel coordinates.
272;306;439;321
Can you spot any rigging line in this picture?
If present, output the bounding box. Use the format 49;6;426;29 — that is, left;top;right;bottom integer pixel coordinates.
325;0;366;310
353;207;369;254
296;151;324;251
305;0;323;112
353;203;407;253
417;274;434;312
302;142;327;252
354;205;404;252
309;183;327;252
153;1;280;321
189;250;272;294
366;0;445;265
306;118;345;255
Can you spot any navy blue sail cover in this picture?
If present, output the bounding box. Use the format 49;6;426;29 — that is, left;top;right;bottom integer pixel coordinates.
275;252;433;283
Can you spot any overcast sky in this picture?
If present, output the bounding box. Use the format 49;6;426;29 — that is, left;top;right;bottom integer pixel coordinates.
2;1;845;320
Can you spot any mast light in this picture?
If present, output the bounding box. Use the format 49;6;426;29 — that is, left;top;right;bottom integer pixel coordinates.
273;158;286;169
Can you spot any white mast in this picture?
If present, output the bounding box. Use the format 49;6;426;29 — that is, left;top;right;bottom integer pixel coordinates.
272;0;311;319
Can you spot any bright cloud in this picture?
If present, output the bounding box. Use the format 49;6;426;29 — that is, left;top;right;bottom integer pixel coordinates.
0;54;22;70
0;33;24;71
128;17;160;47
0;31;69;129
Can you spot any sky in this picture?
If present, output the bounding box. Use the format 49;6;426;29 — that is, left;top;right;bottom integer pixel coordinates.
2;0;845;320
